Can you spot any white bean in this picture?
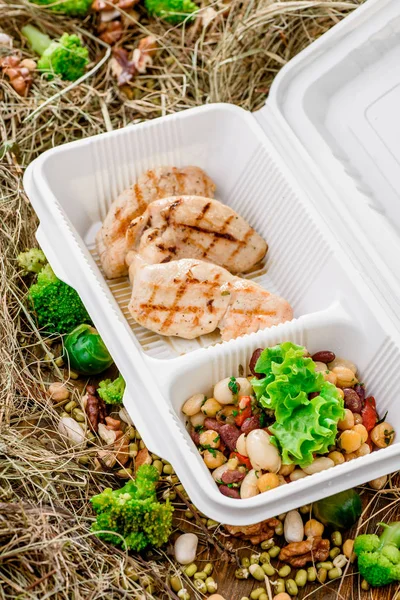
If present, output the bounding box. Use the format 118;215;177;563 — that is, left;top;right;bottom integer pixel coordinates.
328;357;357;374
246;429;281;473
58;417;86;447
174;533;199;565
240;469;260;499
236;377;253;397
284;510;304;543
190;412;206;427
314;362;328;373
213;378;235;405
289;469;308;482
236;433;247;456
212;464;230;482
333;554;348;569
303;457;334;475
182;393;205;416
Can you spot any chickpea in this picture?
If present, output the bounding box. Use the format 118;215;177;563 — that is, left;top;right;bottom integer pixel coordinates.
342;539;354;560
339;429;362;454
337;409;355;431
199;430;220;449
353;413;363;425
257;473;280;493
332;366;358;388
355;443;370;458
323;370;337;385
328;451;345;466
370;422;395;448
182;393;205;416
216;405;237;424
49;382;70;402
336;388;344;400
353;424;368;444
201;398;222;417
279;463;295;476
369;475;388;490
190;412;206;427
203;450;226;469
304;519;324;538
344;452;357;462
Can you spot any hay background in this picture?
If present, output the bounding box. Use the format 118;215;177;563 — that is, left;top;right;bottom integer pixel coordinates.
2;0;400;598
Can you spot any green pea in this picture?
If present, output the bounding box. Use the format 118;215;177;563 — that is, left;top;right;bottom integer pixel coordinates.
361;579;370;591
259;552;270;564
250;553;260;565
317;568;327;584
129;443;138;458
259;595;268;600
249;564;265;581
331;531;343;547
260;539;275;550
163;463;174;475
207;519;219;528
205;577;217;593
329;547;341;560
275;579;285;594
204;563;213;576
153;460;163;474
295;569;307;587
328;567;342;580
268;545;280;558
194;580;206;593
184;564;197;578
250;588;265;600
300;504;311;514
307;566;317;582
241;556;250;568
124;566;139;582
184;510;193;520
285;579;298;596
278;513;287;521
278;565;291;578
240;597;250;600
65;400;77;412
139;440;145;449
77;455;90;465
177;591;190;600
261;563;275;577
135;431;142;440
274;522;284;535
145;585;155;594
193;571;206;580
317;561;333;570
235;567;249;580
169;575;182;592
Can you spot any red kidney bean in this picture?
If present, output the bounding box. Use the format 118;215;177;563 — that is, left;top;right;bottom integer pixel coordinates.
189;428;200;446
221;470;246;484
311;351;336;363
220;423;241;451
343;388;362;413
219;485;240;499
309;392;319;399
240;415;261;434
249;348;265;379
354;383;365;404
204;418;223;433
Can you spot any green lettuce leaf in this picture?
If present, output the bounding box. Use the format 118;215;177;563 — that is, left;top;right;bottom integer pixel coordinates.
252;342;345;467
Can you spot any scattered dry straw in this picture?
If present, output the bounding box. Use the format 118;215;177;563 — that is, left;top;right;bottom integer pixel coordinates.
3;0;398;598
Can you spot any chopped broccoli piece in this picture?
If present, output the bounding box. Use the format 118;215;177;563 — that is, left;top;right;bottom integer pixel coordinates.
28;0;92;17
28;264;92;334
17;248;47;274
354;522;400;586
22;24;89;81
144;0;198;24
91;465;173;551
98;375;126;404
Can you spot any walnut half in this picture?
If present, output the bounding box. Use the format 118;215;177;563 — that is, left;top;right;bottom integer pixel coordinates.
279;536;330;567
224;518;280;545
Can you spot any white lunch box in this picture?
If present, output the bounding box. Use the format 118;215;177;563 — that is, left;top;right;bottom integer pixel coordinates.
24;0;400;525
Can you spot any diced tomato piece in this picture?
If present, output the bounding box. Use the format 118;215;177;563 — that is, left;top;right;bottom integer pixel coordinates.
234;397;252;427
361;396;377;432
230;451;252;471
366;435;373;452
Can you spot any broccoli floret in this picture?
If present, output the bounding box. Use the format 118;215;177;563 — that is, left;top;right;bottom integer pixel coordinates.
22;25;89;81
28;264;92;334
354;522;400;586
91;465;173;551
28;0;92;17
17;248;47;274
144;0;198;24
98;375;126;404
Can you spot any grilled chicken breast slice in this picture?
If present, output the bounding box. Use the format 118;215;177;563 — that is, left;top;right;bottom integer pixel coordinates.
125;196;267;274
128;257;292;340
96;166;216;279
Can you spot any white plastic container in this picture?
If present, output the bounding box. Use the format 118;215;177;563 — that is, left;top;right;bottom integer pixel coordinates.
23;0;400;525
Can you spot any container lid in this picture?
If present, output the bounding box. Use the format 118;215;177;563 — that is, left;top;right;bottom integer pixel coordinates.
259;0;400;323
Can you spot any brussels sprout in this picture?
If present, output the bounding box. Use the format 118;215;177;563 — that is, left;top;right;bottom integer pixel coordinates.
64;324;113;375
313;489;362;530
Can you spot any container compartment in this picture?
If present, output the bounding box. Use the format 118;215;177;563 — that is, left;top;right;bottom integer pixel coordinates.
32;104;354;359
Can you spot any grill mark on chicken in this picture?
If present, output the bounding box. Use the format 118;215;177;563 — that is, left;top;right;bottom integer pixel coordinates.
228;227;254;261
202;213;234;259
196;201;212;222
160;278;194;332
134;182;145;213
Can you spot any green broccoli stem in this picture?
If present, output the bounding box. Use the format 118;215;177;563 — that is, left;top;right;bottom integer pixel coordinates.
22;24;52;57
378;522;400;550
